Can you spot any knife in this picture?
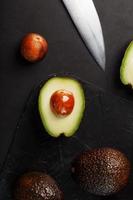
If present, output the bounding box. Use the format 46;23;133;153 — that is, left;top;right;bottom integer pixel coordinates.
62;0;106;70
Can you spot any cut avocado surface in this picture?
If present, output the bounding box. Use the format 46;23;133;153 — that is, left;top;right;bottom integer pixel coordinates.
38;76;85;137
120;41;133;87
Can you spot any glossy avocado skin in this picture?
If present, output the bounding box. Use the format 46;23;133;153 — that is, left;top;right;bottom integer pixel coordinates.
72;148;130;196
14;172;64;200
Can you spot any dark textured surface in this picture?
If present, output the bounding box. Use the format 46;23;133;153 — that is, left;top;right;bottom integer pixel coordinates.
14;172;63;200
72;147;130;196
0;77;133;199
0;0;133;199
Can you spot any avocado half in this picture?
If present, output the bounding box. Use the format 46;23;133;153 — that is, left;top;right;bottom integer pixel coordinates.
120;41;133;87
38;76;85;137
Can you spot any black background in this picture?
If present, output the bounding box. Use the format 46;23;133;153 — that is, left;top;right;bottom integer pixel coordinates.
1;76;133;200
0;0;133;197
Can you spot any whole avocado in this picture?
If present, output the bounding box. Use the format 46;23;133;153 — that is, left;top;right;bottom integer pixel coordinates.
71;147;130;196
14;171;64;200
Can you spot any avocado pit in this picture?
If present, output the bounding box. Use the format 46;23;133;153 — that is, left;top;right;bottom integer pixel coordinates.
50;89;75;117
21;33;48;62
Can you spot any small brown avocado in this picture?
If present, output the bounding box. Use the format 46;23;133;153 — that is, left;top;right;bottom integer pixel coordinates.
71;147;130;196
14;171;64;200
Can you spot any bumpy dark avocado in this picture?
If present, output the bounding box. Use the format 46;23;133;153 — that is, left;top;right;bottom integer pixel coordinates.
14;171;64;200
71;147;130;196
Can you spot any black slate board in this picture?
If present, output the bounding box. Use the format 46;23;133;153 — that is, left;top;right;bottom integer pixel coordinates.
0;75;133;200
2;0;133;178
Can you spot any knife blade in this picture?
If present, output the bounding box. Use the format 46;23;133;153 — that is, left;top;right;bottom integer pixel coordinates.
62;0;106;70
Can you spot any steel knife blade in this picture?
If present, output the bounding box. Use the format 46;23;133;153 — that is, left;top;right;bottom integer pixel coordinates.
62;0;106;70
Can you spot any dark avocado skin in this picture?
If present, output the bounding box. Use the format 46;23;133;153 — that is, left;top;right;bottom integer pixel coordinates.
14;172;64;200
72;148;130;196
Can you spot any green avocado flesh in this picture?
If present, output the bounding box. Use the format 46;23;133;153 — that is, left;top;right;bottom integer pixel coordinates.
38;77;85;137
120;41;133;87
